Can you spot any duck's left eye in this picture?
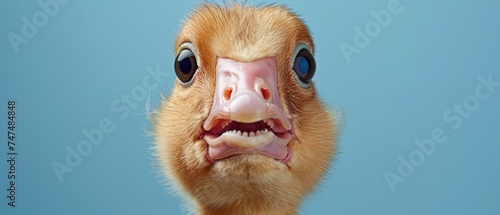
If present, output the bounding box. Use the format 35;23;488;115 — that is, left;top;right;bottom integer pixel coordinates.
293;49;315;84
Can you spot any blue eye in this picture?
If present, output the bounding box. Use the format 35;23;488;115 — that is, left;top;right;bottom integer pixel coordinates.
293;49;315;83
297;56;310;76
175;49;198;83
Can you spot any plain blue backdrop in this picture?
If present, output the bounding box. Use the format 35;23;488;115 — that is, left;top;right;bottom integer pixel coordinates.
1;0;499;214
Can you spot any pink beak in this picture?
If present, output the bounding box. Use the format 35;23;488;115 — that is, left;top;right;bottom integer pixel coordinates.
203;57;293;163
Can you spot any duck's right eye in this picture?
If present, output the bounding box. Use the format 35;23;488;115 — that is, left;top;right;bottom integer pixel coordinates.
175;49;198;83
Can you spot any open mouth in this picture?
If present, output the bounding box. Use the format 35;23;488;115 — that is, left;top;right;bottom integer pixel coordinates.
206;119;289;138
202;118;293;164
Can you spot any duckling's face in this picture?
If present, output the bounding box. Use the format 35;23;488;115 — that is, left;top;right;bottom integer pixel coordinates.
153;4;336;209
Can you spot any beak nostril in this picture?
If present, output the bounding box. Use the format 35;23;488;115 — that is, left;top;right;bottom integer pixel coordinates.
224;88;233;101
261;88;271;101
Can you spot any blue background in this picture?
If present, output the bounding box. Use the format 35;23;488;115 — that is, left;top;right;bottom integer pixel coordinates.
1;0;500;214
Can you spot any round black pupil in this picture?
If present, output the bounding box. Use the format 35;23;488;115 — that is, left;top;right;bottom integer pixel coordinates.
177;50;195;74
179;56;192;74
